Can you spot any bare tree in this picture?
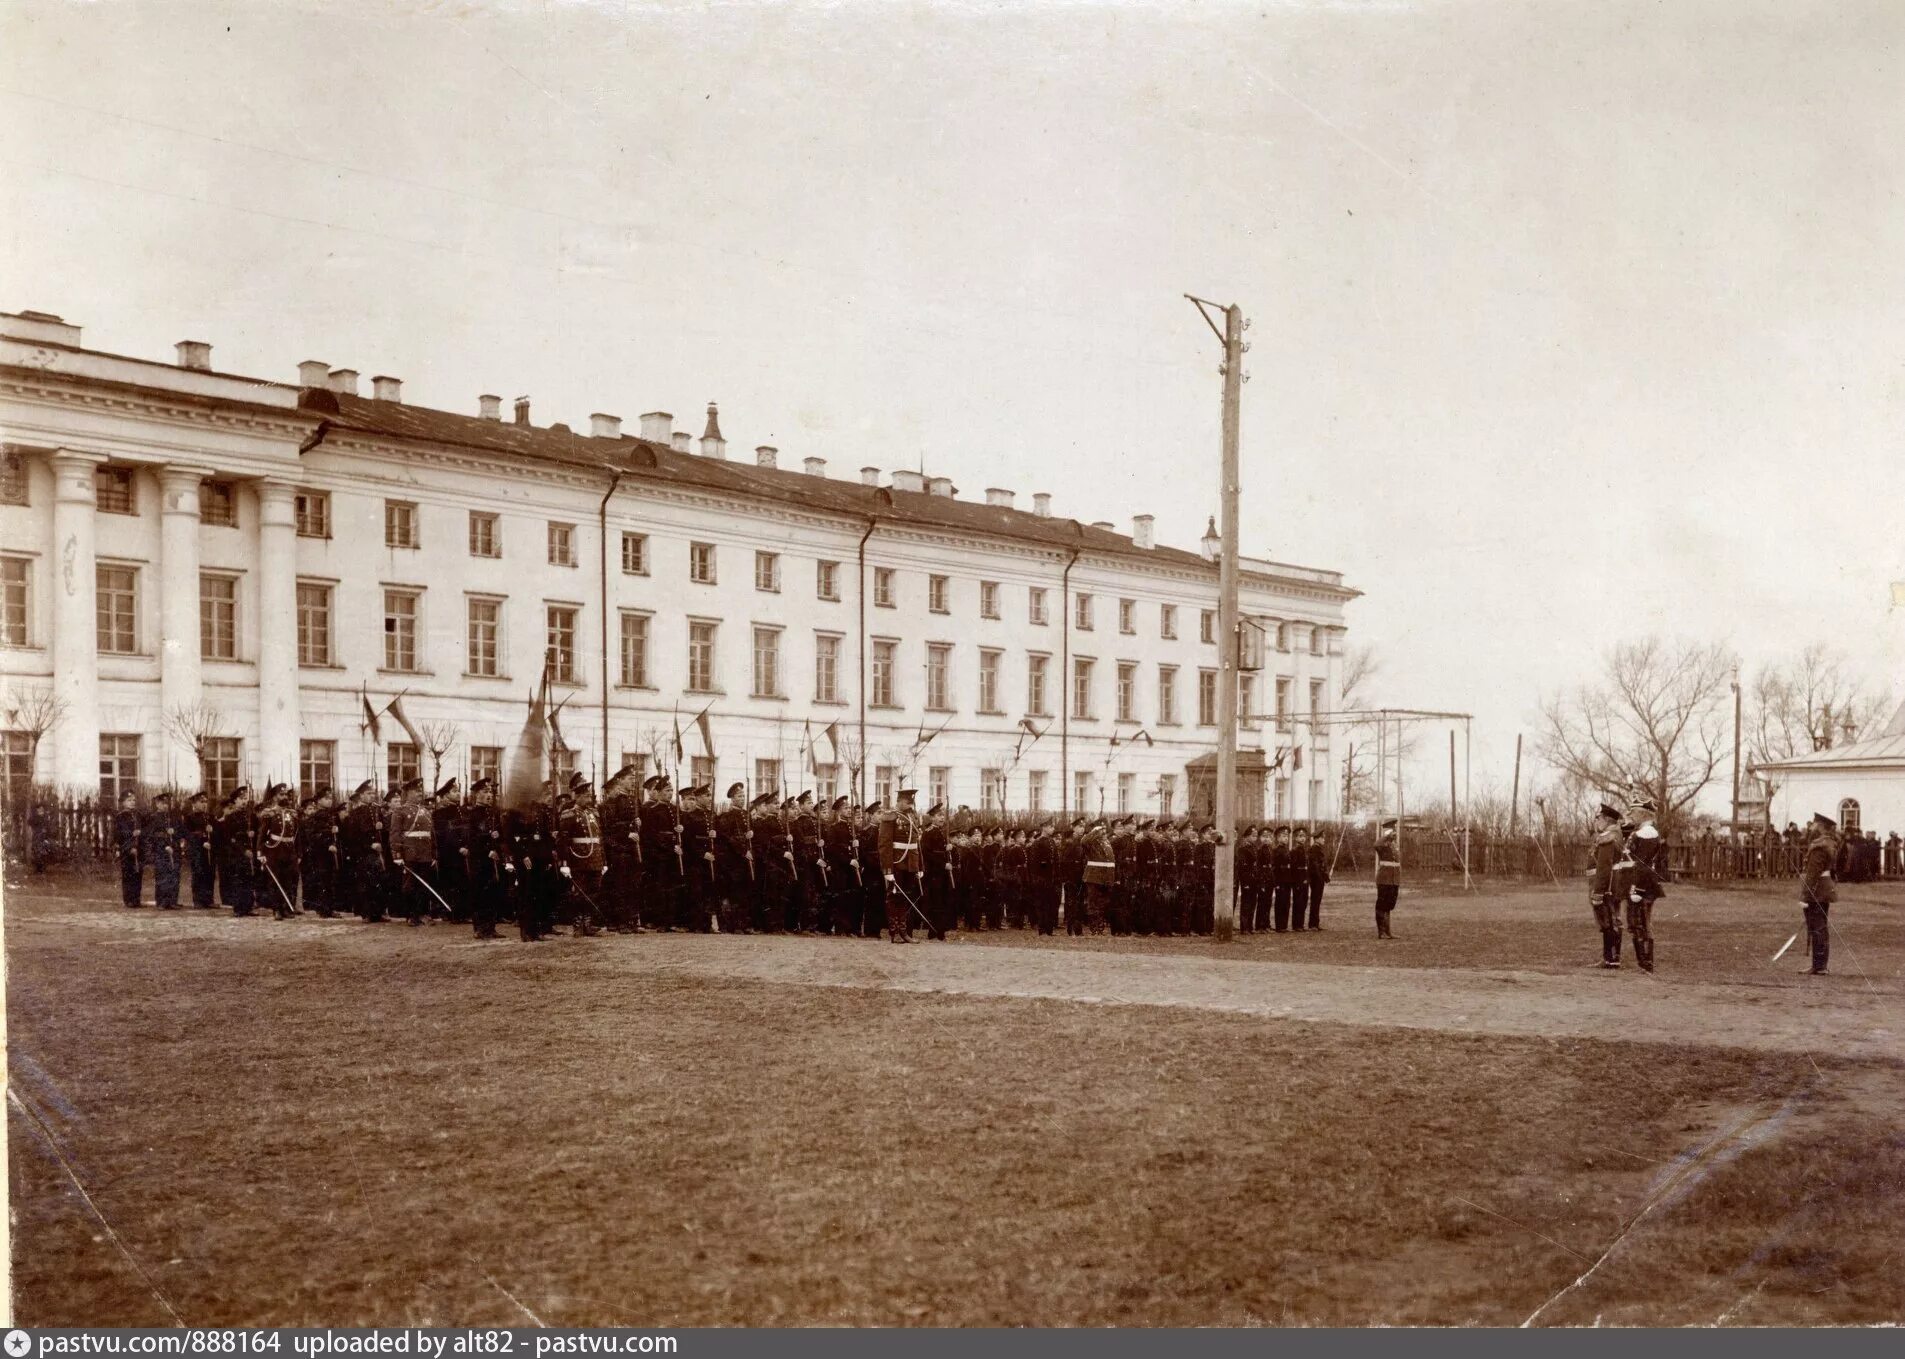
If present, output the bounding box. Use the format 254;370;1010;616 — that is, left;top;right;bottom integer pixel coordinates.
1537;637;1738;831
2;681;67;789
1333;643;1418;816
162;701;232;786
1747;642;1888;765
833;728;865;799
418;721;459;788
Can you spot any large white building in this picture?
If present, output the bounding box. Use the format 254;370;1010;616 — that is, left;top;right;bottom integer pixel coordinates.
0;307;1358;818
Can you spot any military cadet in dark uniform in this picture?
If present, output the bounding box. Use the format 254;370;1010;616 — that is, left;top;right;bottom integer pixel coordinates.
217;785;258;916
1620;797;1667;973
339;781;387;921
1587;802;1624;967
257;784;300;918
969;826;997;931
823;796;861;936
465;778;505;939
742;792;778;932
299;786;339;917
1082;820;1115;934
1234;825;1260;933
714;782;755;934
859;803;886;936
1374;818;1401;939
502;796;545;941
921;803;954;939
183;791;215;907
1305;826;1330;930
998;828;1028;929
433;778;469;923
113;790;143;908
1288;827;1312;933
1107;818;1136;935
951;826;982;932
878;786;925;942
1267;826;1292;933
1799;811;1839;976
601;769;645;932
640;776;686;930
1194;824;1219;934
557;772;604;936
1028;819;1060;936
143;791;185;909
392;778;440;925
791;791;826;934
683;785;718;931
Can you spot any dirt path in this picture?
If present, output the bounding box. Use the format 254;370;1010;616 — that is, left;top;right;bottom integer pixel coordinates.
10;889;1897;1060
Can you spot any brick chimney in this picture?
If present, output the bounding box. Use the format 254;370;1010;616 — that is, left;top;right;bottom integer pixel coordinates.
371;375;402;402
478;394;502;420
803;457;827;477
298;359;330;387
513;396;531;426
755;445;778;469
591;413;622;439
1032;492;1052;517
328;368;359;396
672;432;692;453
891;470;925;493
639;411;673;442
1133;514;1155;550
928;476;954;498
860;466;881;487
985;488;1014;509
175;340;212;371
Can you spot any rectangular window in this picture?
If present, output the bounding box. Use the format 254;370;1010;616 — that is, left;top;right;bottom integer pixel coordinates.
929;766;950;810
0;450;27;506
752;625;782;698
95;467;134;515
467;597;501;677
1311;625;1324;656
1160;604;1177;640
1201;609;1216;644
1274;778;1291;819
617;752;650;786
978;649;1002;713
690;542;716;584
1158;665;1178;725
754;758;782;803
200;480;237;527
1158;773;1177;815
2;557;30;646
874;568;895;608
981;768;1006;812
96;565;137;654
1027;770;1046;813
296;582;332;666
202;738;241;800
1074;771;1091;815
1276;621;1290;652
1027;654;1049;717
1028;587;1048;626
871;639;897;707
387;742;420;788
927;642;953;711
299;740;335;801
1118;598;1136;634
1198;669;1218;726
547;522;576;567
691;755;715;792
294;489;329;539
1309;779;1325;815
383;589;419;672
620;612;650;687
1117;661;1137;722
814;633;840;703
469;512;499;558
688;620;717;692
471;746;502;788
98;733;140;800
875;765;896;807
199;573;237;661
1240;674;1256;721
816;560;840;601
621;532;648;576
979;581;1000;619
755;551;780;593
1276;676;1292;732
384;500;417;549
3;729;35;791
1117;772;1135;814
812;763;839;803
929;574;950;614
1310;678;1327;728
1075;592;1093;631
551;747;576;784
1072;657;1094;720
546;604;578;684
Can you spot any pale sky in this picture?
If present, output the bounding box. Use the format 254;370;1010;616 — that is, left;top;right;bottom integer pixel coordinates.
4;0;1901;802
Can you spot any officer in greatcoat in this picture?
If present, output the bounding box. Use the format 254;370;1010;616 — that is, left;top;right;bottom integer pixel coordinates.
1799;810;1840;976
878;786;925;942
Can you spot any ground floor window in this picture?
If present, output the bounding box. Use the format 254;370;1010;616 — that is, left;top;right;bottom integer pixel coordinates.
299;740;335;800
99;734;140;800
387;742;420;789
1839;798;1861;834
470;746;502;788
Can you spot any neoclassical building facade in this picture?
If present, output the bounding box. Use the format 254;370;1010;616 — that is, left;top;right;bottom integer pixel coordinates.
0;308;1358;819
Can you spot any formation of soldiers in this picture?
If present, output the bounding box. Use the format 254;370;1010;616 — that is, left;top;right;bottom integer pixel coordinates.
108;773;1403;942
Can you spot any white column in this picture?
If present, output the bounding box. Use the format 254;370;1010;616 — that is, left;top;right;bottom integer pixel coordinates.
47;449;104;790
158;465;212;784
255;478;300;784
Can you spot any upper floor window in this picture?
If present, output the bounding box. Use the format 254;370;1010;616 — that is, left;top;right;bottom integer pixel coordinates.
1075;593;1094;631
546;604;579;683
469;512;500;559
621;532;648;576
870;639;897;707
1275;621;1290;652
1158;665;1178;725
547;522;576;567
929;574;950;614
816;560;840;602
1;556;29;646
755;551;781;593
814;633;841;703
874;568;896;608
1198;669;1218;726
383;589;420;672
467;596;501;677
1160;604;1177;640
1029;587;1048;626
199;573;238;660
978;649;1002;714
384;500;418;549
1118;598;1136;634
687;620;718;692
751;625;783;698
1200;609;1216;644
1072;657;1095;720
979;581;1000;619
690;542;716;584
96;466;135;515
926;642;953;710
620;612;650;688
96;564;137;654
1310;625;1325;656
294;489;329;539
1275;676;1292;732
200;480;237;527
1027;653;1050;717
1117;661;1137;722
0;450;27;506
296;582;332;666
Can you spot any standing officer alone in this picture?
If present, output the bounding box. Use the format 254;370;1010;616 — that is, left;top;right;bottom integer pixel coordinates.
1373;818;1400;939
339;781;386;921
1587;802;1624;967
299;786;340;917
879;786;924;943
258;784;300;918
144;792;186;909
1799;811;1840;976
464;778;505;939
114;790;143;908
218;785;258;916
433;779;469;923
183;791;216;907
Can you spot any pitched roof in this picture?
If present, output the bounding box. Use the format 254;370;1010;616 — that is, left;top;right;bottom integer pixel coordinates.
1754;719;1905;772
303;387;1359;597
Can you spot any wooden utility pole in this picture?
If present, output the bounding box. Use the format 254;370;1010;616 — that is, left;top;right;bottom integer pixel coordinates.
1186;294;1245;940
1508;733;1522;838
1730;669;1742;842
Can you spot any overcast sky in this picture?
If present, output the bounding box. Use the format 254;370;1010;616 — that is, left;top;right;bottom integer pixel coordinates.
4;0;1901;803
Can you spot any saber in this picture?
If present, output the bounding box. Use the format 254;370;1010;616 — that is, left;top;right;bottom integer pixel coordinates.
1771;932;1799;964
260;858;297;913
400;862;456;917
891;876;935;935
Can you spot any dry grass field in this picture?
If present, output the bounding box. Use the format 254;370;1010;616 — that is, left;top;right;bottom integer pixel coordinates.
6;871;1902;1326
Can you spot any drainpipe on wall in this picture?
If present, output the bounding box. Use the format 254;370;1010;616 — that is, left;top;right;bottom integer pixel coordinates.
856;518;878;802
598;466;626;771
1060;545;1080;818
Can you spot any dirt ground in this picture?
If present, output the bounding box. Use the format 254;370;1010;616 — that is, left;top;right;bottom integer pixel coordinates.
5;873;1901;1326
